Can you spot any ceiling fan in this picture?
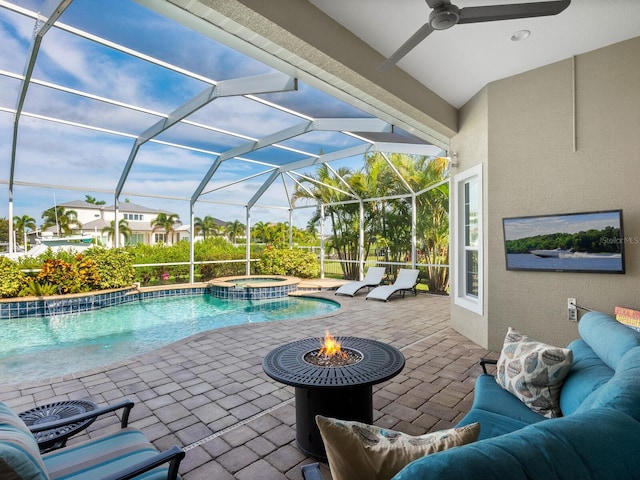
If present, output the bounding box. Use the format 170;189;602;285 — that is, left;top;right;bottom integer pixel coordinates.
379;0;571;71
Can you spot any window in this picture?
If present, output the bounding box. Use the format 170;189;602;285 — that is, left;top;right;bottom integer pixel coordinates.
154;233;166;243
124;213;144;221
454;164;483;314
126;233;144;245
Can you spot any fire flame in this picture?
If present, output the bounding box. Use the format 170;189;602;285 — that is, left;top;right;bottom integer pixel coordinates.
319;331;347;358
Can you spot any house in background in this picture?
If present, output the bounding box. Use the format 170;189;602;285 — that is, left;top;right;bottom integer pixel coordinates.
43;200;183;247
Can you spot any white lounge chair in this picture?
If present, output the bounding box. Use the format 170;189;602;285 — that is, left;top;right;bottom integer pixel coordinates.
335;267;386;297
366;268;419;302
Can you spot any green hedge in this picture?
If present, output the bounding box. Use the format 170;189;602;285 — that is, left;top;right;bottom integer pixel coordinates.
257;246;320;278
0;239;317;298
1;248;135;297
0;257;27;298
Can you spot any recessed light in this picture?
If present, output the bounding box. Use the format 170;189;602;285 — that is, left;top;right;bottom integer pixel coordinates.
511;30;531;42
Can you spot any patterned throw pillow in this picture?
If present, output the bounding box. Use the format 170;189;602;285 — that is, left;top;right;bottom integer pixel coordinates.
496;327;573;418
315;415;480;480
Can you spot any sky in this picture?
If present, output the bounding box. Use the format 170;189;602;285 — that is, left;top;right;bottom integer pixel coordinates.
503;211;623;241
0;0;442;229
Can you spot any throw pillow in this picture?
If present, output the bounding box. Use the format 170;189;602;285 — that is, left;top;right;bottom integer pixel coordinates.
315;415;480;480
496;327;573;418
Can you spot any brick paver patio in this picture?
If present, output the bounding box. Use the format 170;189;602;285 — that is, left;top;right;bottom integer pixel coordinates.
0;290;490;479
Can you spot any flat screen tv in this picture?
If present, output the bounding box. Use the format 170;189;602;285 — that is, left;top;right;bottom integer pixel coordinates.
503;210;625;273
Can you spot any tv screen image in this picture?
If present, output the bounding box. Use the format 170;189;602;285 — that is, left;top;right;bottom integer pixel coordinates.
502;210;625;273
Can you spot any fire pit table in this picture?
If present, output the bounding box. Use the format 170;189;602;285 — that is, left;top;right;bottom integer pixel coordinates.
263;336;405;459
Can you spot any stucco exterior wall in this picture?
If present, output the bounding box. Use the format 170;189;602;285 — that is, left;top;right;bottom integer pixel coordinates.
449;88;489;348
452;37;640;351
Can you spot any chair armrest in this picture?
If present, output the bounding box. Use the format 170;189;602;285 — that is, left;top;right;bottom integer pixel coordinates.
29;399;135;434
480;358;498;374
98;445;185;480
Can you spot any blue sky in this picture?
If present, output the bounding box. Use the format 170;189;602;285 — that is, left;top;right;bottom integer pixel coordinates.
1;0;428;229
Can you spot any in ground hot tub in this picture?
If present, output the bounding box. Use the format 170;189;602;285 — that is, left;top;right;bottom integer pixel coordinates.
208;275;300;300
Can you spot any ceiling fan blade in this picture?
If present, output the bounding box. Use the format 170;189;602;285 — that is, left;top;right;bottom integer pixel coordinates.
458;0;570;24
378;23;435;71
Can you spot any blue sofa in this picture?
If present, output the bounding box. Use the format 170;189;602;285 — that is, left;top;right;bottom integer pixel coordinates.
394;311;640;479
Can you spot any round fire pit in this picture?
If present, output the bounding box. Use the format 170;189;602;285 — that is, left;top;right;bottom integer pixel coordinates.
263;336;405;459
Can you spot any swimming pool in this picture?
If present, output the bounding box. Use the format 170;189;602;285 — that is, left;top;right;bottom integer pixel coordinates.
0;295;339;385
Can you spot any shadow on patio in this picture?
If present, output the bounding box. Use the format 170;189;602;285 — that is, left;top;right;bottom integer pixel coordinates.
0;292;489;479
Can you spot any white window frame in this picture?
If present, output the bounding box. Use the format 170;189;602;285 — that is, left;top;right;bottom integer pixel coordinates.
453;164;483;314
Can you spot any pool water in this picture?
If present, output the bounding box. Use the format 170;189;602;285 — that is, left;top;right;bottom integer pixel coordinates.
0;295;339;385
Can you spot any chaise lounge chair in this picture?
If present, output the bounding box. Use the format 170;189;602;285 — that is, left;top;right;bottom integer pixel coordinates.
366;268;419;302
0;398;185;480
335;267;386;297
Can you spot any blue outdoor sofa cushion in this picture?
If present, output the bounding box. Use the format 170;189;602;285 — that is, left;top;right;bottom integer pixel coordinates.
575;346;640;421
0;402;48;480
393;312;640;479
395;408;640;480
578;311;640;369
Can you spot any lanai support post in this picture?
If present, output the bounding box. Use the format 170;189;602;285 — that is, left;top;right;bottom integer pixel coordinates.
359;201;365;281
245;208;251;276
289;209;293;248
411;193;417;269
114;198;119;248
189;203;195;284
320;204;325;279
8;194;14;254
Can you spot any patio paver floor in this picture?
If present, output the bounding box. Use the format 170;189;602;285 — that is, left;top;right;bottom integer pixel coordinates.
0;291;490;479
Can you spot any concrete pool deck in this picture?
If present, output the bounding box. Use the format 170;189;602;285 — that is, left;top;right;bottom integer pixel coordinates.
0;290;490;479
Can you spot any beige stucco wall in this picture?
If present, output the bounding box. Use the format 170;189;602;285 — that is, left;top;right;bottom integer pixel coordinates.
449;89;489;348
452;36;640;351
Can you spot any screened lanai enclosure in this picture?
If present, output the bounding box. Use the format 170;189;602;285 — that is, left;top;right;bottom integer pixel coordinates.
0;0;451;285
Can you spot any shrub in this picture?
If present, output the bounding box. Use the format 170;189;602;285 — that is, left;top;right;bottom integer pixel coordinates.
193;238;240;279
75;254;101;291
20;280;58;297
257;247;320;278
0;257;27;298
37;259;81;294
87;247;135;289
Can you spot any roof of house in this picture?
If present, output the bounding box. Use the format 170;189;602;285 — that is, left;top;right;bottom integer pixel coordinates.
55;200;176;216
80;219;109;230
58;200;105;210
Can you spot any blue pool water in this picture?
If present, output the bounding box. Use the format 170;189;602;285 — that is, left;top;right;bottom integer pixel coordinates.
0;295;339;385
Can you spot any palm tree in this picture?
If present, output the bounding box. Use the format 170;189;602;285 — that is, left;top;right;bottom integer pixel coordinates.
151;213;180;244
224;219;245;243
251;221;273;244
402;155;450;293
292;164;362;278
84;195;106;205
41;206;81;236
194;215;218;239
273;222;289;247
305;219;318;237
0;218;8;243
101;219;132;245
13;214;36;250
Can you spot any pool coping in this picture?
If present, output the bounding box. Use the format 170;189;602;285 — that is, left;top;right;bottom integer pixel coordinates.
208;275;300;289
0;277;346;320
